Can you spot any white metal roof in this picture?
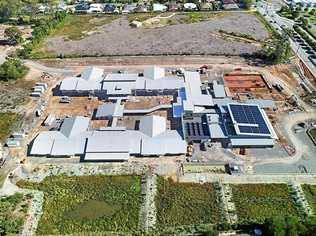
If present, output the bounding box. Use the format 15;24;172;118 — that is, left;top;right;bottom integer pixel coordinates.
139;115;166;137
81;67;104;81
144;66;165;80
95;102;124;118
60;116;90;138
213;81;226;98
183;71;213;112
230;138;274;147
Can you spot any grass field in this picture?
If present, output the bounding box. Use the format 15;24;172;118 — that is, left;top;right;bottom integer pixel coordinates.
0;193;30;235
302;185;316;212
0;112;22;141
17;175;142;235
155;177;221;229
51;14;119;40
232;184;299;224
308;128;316;144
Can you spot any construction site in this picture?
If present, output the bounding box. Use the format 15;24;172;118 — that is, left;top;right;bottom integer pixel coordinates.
0;54;313;174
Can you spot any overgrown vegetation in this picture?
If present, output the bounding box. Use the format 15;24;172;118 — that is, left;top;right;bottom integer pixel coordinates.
218;29;257;41
50;14;119;41
252;11;279;37
302;184;316;212
181;12;226;24
155;177;221;229
17;11;67;59
0;113;22;141
260;215;316;236
263;34;292;64
0;78;35;111
4;26;23;45
0;192;30;235
0;58;29;81
17;175;142;235
232;184;300;224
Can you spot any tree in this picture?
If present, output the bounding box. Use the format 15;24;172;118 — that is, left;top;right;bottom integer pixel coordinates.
4;26;23;45
264;33;291;64
0;58;29;81
266;216;286;236
243;0;253;10
292;10;300;19
0;0;24;20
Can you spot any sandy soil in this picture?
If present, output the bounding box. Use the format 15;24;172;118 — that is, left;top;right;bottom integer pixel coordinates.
124;96;173;110
45;12;269;57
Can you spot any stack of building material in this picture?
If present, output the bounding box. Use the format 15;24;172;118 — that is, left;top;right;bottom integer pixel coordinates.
30;83;48;97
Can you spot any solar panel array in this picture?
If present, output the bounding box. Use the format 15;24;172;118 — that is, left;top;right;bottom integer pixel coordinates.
229;104;270;135
185;122;209;140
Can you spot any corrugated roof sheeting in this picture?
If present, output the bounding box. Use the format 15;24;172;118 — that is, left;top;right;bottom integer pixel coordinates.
230;138;274;147
86;135;130;153
183;71;213;112
50;138;86;156
144;66;165;80
95;103;124;119
60;116;90;138
81;67;104;81
139;115;166;137
213;81;226;98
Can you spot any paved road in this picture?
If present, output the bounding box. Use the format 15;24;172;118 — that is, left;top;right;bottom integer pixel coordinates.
179;173;316;184
255;111;316;166
257;1;316;92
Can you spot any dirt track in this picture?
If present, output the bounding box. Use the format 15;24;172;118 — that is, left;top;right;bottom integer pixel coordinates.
34;55;252;69
45;13;269;57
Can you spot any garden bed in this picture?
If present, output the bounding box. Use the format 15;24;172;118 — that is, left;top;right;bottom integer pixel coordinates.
155;177;221;229
0;112;22;141
0;192;31;235
231;184;299;224
302;184;316;212
17;175;142;235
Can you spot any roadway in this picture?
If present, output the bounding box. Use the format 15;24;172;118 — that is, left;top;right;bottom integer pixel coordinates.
256;1;316;91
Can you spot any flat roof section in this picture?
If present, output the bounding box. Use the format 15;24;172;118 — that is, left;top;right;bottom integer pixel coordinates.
230;138;274;147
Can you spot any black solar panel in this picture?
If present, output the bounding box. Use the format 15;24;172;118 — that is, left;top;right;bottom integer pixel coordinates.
229;104;270;135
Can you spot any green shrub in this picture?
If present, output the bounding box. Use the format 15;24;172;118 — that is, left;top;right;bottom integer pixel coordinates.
0;58;28;81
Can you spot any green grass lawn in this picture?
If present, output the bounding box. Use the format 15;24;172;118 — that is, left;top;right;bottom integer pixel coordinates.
51;14;119;40
155;177;222;229
302;184;316;212
0;112;22;141
0;193;30;235
232;184;299;224
17;175;142;235
309;128;316;140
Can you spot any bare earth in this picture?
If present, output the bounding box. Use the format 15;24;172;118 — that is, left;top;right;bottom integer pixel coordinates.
46;13;269;57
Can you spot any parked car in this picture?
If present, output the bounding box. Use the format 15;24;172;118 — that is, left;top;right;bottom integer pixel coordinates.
152;3;167;12
122;4;137;14
75;3;90;13
87;3;104;13
134;5;148;13
183;2;197;11
104;4;119;14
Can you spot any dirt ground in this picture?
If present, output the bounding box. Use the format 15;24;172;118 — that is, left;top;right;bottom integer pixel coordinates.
45;12;269;57
269;64;300;89
124;96;173;110
118;110;170;129
45;96;104;118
